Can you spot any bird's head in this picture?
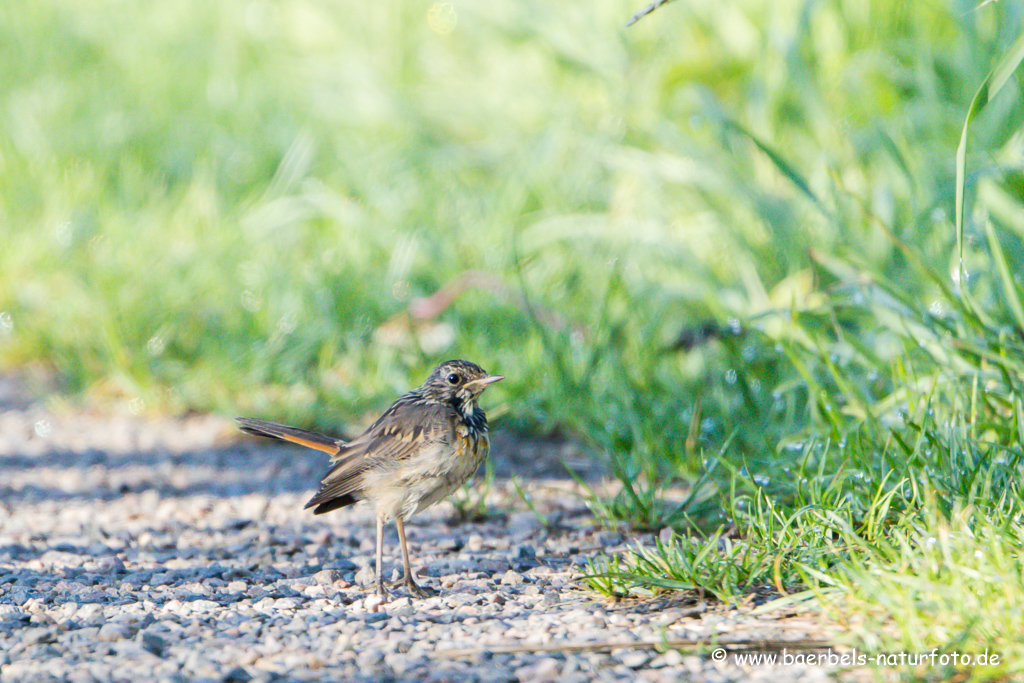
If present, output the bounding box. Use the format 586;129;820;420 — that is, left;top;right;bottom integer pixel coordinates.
421;359;503;413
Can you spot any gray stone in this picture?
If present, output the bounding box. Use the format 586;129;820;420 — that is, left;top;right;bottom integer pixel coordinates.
97;622;131;641
221;666;252;682
21;626;58;645
480;559;511;573
97;556;127;573
500;570;524;586
0;604;29;622
313;568;343;585
354;565;375;586
139;631;167;656
619;650;651;668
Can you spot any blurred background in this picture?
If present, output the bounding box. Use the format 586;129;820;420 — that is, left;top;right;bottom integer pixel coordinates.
2;0;1024;526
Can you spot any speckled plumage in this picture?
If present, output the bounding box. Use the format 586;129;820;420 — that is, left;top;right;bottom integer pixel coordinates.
236;359;502;597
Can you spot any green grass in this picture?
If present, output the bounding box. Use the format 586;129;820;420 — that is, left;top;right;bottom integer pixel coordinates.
4;0;1024;679
818;499;1024;680
575;3;1024;678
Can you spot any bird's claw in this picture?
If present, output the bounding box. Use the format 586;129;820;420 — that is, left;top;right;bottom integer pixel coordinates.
405;578;437;599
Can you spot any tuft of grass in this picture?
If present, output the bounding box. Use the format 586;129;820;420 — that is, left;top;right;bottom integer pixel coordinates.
583;486;851;601
813;497;1024;679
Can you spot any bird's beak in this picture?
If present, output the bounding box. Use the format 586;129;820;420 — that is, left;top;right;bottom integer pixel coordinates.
466;374;504;390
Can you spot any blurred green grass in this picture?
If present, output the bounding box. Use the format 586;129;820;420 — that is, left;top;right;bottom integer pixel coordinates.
2;0;687;428
3;0;1013;435
4;0;1024;675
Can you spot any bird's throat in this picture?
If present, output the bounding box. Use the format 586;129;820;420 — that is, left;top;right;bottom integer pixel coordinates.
457;396;477;420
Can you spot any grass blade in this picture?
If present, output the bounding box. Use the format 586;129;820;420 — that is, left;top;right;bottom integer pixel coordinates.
955;29;1024;289
983;220;1024;331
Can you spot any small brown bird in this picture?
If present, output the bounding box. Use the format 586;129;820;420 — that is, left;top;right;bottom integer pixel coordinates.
236;359;503;598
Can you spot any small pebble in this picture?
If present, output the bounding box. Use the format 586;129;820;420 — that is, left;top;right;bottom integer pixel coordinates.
97;622;131;642
363;594;384;612
465;534;485;552
620;651;651;668
314;569;343;585
0;605;29;622
97;556;127;573
650;650;685;668
21;626;58;646
353;565;375;586
139;631;167;656
480;559;511;573
500;570;524;586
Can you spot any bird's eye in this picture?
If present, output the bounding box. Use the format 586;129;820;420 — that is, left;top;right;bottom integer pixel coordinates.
447;373;461;385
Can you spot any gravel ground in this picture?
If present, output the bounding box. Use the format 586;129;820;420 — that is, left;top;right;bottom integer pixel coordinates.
0;377;838;682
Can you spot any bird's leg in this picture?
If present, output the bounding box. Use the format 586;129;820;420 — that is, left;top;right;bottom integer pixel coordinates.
396;516;435;598
374;516;388;598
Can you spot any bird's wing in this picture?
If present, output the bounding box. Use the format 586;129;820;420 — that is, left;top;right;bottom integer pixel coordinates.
303;399;454;511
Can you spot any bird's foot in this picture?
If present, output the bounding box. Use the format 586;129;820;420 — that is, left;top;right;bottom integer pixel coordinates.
404;576;437;599
383;575;435;599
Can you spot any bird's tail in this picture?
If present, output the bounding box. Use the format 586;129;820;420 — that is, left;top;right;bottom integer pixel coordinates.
235;417;343;455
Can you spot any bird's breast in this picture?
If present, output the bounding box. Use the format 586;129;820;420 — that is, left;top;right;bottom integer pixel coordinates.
453;421;488;468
